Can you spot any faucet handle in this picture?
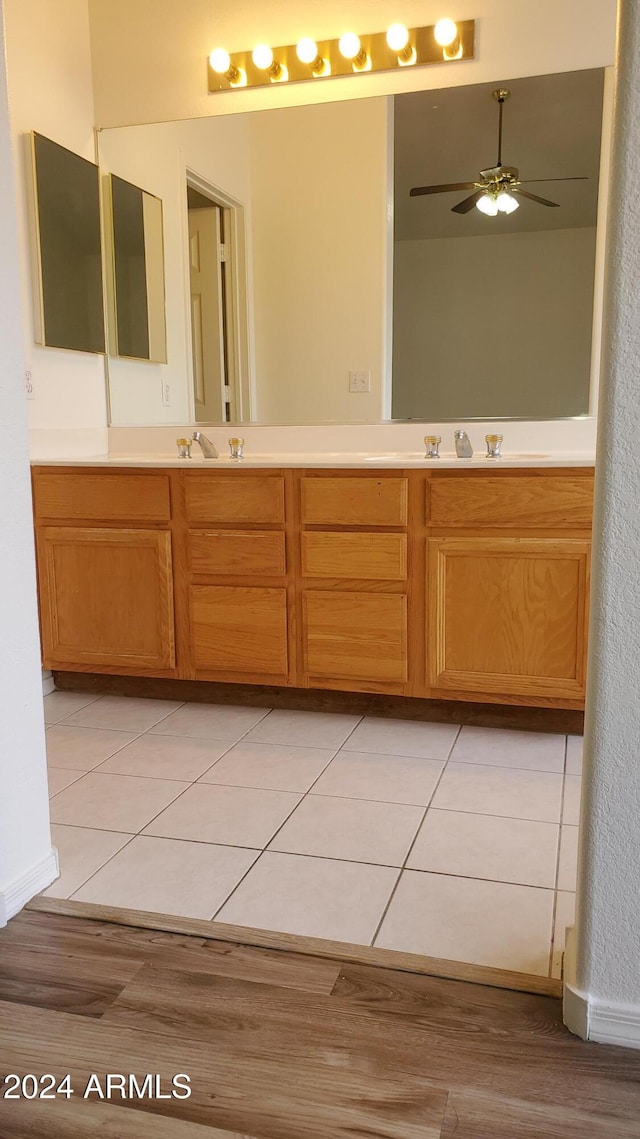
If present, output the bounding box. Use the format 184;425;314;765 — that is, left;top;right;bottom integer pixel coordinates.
485;433;503;459
424;435;441;459
176;437;192;459
228;437;245;461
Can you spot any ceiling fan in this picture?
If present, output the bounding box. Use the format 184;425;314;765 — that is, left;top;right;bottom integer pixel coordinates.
409;88;588;216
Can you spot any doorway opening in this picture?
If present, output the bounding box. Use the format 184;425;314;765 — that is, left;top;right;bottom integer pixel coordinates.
185;176;251;423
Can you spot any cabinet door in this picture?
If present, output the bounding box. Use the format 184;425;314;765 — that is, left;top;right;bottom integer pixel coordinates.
191;585;288;678
303;591;407;685
37;527;175;670
427;537;590;700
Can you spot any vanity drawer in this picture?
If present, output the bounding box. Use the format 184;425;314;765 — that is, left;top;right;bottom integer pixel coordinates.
429;474;594;528
302;532;407;580
188;530;286;577
185;475;285;525
191;585;288;676
303;591;408;683
32;470;171;523
301;477;408;527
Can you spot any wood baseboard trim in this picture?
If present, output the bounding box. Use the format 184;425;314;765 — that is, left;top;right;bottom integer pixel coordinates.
26;895;562;999
51;672;584;734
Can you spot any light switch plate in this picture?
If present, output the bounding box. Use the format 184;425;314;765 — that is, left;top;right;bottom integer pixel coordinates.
349;370;371;393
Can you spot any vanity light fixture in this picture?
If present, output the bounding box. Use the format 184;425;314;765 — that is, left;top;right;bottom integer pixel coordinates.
296;38;331;76
208;48;247;87
251;44;288;82
207;19;475;93
386;24;417;66
338;32;371;71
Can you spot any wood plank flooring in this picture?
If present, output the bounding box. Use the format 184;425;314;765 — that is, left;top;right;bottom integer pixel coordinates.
0;910;639;1138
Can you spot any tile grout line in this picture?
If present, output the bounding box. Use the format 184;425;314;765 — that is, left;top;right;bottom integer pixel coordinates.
547;734;570;977
66;832;140;902
51;826;562;888
368;725;463;948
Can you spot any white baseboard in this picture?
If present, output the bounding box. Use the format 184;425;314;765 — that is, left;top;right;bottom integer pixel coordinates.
0;847;59;926
563;926;640;1049
42;670;55;696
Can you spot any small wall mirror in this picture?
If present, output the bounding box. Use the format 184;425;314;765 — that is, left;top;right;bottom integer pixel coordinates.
103;173;167;362
29;132;105;354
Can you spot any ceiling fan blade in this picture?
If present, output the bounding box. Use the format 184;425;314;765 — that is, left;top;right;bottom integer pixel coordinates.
517;189;560;208
409;182;477;197
519;176;588;183
451;190;485;214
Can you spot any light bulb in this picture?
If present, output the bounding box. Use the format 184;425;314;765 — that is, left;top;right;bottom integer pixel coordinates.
434;18;458;46
339;32;361;59
209;48;231;74
252;44;274;69
476;193;499;216
296;37;318;64
386;23;409;51
496;191;519;214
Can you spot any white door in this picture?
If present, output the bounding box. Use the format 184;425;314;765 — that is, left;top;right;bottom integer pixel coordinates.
188;206;226;422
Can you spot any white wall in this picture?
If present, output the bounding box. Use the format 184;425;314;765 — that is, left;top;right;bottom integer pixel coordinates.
98;115;253;425
87;0;617;128
393;227;597;420
3;0;108;447
0;0;57;922
249;98;390;423
563;0;640;1049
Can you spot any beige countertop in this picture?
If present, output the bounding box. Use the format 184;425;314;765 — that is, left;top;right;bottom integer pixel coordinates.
31;451;596;469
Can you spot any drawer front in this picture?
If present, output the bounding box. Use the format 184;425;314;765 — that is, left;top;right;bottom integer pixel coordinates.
185;475;285;525
303;590;408;683
33;471;171;522
188;530;286;577
302;532;407;580
429;474;594;528
301;477;408;527
190;585;288;676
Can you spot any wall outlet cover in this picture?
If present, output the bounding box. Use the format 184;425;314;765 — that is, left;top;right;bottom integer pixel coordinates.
25;370;35;400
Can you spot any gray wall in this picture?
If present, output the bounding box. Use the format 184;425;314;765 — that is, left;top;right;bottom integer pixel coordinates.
392;227;597;420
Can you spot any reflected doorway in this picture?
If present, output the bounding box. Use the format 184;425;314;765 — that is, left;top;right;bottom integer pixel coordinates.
186;181;247;423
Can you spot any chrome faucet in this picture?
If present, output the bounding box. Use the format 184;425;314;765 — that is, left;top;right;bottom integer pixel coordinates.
191;431;218;459
454;429;474;459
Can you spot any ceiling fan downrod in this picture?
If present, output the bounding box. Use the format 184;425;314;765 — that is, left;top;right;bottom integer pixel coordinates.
492;88;510;168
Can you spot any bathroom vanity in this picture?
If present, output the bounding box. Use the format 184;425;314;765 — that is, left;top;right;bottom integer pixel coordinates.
32;460;593;710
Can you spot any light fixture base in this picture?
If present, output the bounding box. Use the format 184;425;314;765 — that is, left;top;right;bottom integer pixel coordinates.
207;21;476;93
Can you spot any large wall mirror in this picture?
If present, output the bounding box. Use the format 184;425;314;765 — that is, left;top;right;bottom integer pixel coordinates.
97;66;607;427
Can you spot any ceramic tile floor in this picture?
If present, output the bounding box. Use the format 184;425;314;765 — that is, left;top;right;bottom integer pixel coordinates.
43;691;581;978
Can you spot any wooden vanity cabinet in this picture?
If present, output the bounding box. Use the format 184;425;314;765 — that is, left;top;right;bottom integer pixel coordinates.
32;468;176;675
32;463;594;710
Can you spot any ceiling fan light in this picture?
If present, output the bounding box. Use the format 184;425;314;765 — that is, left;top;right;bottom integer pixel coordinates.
496;191;519;214
476;193;499;216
